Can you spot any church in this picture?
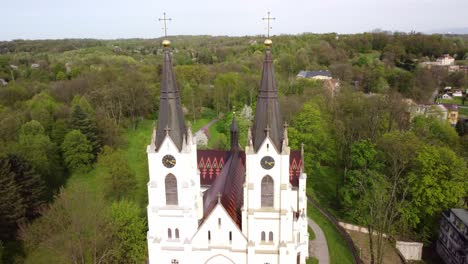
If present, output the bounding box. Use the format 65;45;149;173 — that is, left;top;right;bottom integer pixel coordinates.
146;37;309;264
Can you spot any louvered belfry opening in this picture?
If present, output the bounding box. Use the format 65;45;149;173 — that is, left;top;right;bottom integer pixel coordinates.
165;174;178;205
261;175;274;207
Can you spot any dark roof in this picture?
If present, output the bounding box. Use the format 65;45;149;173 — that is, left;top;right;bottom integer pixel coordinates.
297;70;332;78
452;208;468;226
197;150;302;187
252;48;283;153
155;48;187;151
202;150;245;227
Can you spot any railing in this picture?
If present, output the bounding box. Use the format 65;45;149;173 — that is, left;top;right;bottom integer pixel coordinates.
306;195;364;264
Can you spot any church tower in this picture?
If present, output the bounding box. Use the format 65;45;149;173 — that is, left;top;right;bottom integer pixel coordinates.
242;38;309;263
146;38;202;263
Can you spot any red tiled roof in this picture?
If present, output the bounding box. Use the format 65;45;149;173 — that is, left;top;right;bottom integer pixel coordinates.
197;150;302;187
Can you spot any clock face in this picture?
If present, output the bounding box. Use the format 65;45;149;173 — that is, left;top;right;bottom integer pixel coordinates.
162;155;176;168
261;156;275;170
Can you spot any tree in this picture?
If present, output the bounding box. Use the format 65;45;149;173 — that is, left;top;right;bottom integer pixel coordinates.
406;146;468;239
341;140;402;264
69;105;101;154
7;154;46;220
289;97;336;172
20;186;114;264
108;200;147;263
61;130;94;172
97;147;136;201
0;157;25;241
15;121;63;191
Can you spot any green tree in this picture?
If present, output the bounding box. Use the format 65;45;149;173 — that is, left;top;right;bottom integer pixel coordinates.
406;146;468;239
98;146;136;201
20;186;113;264
61;130;94;172
15;121;62;191
289;97;335;172
0;157;25;241
108;200;147;263
70;105;101;154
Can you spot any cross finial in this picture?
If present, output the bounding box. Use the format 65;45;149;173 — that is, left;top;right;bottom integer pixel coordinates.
164;125;171;135
158;12;172;38
262;11;276;38
283;121;289;129
217;192;222;204
265;124;271;136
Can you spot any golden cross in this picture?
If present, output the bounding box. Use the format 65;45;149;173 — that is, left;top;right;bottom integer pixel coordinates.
158;12;172;38
262;11;276;38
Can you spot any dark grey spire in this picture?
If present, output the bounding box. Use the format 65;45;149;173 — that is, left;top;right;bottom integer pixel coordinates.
230;116;240;152
155;46;186;151
252;46;283;152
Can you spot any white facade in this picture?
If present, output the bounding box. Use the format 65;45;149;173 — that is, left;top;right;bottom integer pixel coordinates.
147;129;309;263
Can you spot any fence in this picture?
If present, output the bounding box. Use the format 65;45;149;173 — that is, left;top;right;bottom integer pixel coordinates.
306;195;364;264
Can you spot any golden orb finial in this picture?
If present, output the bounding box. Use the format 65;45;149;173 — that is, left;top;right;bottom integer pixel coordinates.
264;39;273;47
162;39;171;48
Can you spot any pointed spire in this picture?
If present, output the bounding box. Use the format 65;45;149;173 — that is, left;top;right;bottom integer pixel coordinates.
252;43;283;152
155;43;187;151
230;116;240;152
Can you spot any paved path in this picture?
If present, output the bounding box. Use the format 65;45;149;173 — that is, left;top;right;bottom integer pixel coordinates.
195;119;218;138
308;217;330;264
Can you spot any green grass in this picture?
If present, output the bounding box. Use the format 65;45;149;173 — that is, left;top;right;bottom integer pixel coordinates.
306;257;319;264
308;225;316;240
308;205;355;264
66;120;154;207
459;106;468;117
440;97;463;105
191;118;211;132
122;119;153;206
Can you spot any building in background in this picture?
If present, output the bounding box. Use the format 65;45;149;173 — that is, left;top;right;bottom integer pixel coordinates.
436;209;468;264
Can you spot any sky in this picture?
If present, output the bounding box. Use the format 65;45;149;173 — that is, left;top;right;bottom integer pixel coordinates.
1;0;468;41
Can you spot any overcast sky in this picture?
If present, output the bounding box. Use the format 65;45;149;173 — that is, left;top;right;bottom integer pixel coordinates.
1;0;467;40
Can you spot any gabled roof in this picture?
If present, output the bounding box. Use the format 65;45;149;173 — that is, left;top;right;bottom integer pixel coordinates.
252;48;283;153
203;118;245;227
155;47;187;151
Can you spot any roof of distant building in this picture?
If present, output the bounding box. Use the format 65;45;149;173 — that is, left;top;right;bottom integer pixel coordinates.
297;70;332;78
451;208;468;226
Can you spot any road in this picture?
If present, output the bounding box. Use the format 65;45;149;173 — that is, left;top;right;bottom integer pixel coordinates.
308;217;330;264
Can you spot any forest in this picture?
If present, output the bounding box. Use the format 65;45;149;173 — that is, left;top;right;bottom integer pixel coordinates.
0;32;467;263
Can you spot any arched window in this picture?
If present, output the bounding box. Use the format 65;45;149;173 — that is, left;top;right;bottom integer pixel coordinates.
165;174;178;205
229;231;232;242
175;228;179;239
168;228;172;239
261;175;274;207
269;231;273;241
261;231;266;241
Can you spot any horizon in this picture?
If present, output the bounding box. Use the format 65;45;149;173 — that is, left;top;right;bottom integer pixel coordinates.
2;0;468;41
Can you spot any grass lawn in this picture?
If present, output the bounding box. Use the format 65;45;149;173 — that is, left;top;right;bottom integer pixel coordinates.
191;118;211;132
308;204;355;264
440;97;463;105
306;257;319;264
459;106;468;117
309;225;316;240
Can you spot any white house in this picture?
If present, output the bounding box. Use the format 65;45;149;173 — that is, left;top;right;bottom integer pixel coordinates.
436;54;455;66
442;93;452;100
297;70;332;80
147;39;309;264
452;90;463;97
